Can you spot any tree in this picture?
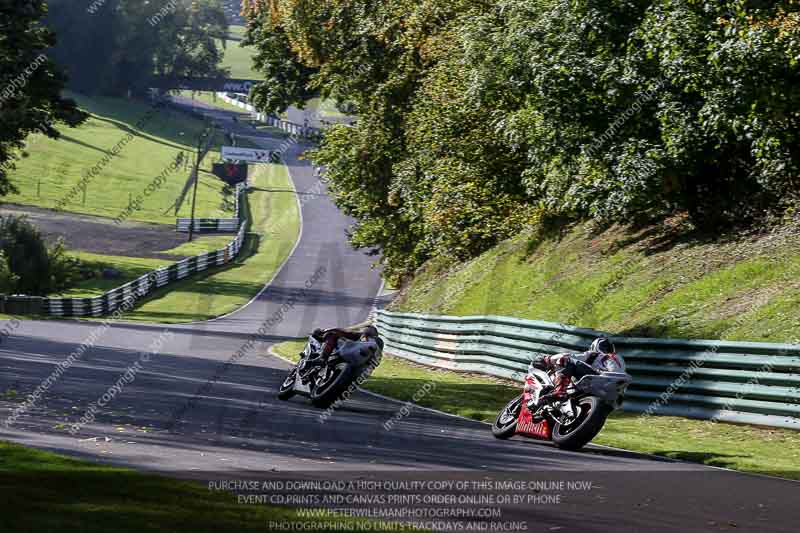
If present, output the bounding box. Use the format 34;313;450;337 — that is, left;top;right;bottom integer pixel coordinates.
245;0;489;280
0;0;87;197
242;6;317;113
0;215;79;296
45;0;229;97
245;0;800;281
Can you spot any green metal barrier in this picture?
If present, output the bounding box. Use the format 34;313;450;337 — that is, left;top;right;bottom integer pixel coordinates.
376;310;800;430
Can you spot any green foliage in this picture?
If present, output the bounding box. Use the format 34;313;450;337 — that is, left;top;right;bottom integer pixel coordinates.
246;0;800;280
243;15;316;112
45;0;229;97
0;251;19;294
0;0;87;198
0;215;80;296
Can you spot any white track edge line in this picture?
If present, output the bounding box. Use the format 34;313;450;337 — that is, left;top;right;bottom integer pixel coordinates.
171;143;306;326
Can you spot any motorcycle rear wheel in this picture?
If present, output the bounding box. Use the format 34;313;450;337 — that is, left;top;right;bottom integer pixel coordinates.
551;396;611;451
492;394;523;439
310;362;354;409
278;368;298;400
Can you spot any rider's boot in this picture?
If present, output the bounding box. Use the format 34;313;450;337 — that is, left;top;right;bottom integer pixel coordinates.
536;374;569;406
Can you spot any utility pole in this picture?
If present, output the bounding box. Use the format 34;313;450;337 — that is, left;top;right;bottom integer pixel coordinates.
188;124;212;242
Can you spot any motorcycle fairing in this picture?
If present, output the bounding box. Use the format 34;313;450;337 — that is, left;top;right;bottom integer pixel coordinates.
517;368;552;440
516;401;552;439
293;379;311;394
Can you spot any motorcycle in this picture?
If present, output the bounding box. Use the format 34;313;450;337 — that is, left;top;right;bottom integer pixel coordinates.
277;333;382;408
492;355;631;450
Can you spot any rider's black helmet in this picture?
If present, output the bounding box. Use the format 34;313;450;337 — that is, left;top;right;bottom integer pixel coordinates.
590;337;615;354
361;325;379;339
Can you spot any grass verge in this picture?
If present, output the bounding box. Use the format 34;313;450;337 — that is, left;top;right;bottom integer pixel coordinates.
6;92;232;224
102;162;300;323
390;219;800;343
29;162;299;323
272;340;800;480
0;441;419;533
220;25;263;80
54;234;238;298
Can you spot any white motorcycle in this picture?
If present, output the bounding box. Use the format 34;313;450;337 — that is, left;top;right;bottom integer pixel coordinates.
278;333;382;409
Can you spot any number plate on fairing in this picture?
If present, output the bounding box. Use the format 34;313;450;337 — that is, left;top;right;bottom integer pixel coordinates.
516;401;552;440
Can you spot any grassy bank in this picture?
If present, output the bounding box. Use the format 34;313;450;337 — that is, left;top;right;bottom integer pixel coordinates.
0;441;416;533
5;93;232;225
98;162;300;323
391;219;800;343
221;25;263;80
272;340;800;479
55;234;238;298
177;90;247;114
35;162;299;323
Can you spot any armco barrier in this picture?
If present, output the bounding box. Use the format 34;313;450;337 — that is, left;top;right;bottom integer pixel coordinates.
44;222;246;317
176;219;240;233
4;185;249;318
376;310;800;430
176;182;245;233
216;93;323;141
0;296;44;315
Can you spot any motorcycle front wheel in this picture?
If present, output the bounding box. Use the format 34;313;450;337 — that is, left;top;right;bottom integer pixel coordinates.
551;396;611;451
310;362;354;409
277;367;298;401
492;394;523;439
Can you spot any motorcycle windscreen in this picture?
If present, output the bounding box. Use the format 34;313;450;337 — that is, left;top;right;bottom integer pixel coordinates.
516;401;552;440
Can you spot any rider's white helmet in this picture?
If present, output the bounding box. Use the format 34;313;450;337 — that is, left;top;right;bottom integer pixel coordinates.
590;337;615;354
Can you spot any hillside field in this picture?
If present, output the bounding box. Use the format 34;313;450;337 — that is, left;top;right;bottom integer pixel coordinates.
4;93;233;225
221;25;262;80
72;163;300;323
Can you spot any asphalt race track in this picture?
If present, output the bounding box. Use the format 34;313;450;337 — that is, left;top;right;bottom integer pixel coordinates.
0;101;797;533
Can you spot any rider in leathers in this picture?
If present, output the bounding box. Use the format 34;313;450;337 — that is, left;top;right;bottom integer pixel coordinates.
301;325;382;372
530;337;621;407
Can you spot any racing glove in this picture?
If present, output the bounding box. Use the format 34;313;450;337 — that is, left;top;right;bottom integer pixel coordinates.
532;355;549;370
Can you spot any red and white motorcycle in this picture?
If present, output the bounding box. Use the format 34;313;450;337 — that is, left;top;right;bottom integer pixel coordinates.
492;356;631;450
